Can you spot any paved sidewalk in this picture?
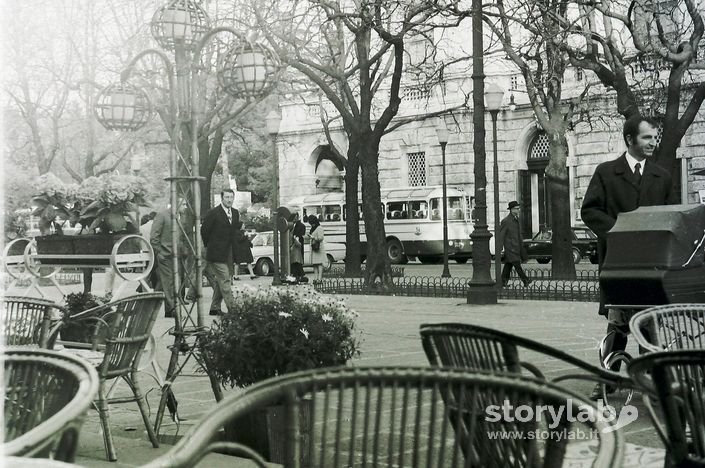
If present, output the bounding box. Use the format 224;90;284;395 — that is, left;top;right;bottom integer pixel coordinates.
14;276;665;466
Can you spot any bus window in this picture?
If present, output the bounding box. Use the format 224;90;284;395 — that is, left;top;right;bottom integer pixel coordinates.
449;197;464;220
323;205;342;222
430;199;442;220
304;206;323;222
386;201;407;220
409;200;428;219
430;197;465;220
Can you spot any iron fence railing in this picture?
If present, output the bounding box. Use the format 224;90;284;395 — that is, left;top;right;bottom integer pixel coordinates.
314;275;600;302
513;268;599;282
324;265;405;278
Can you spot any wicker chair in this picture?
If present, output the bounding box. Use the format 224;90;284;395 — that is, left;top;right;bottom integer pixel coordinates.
420;322;634;404
63;292;164;461
629;350;705;468
1;296;61;348
3;347;99;461
629;304;705;353
142;366;624;468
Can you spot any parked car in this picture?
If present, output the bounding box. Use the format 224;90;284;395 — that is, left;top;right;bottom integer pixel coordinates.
250;231;346;276
523;227;598;264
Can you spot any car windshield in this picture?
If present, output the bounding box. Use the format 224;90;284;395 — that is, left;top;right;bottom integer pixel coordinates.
251;233;272;247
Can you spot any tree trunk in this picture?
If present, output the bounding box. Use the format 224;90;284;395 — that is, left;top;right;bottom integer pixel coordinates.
546;134;576;279
359;139;392;289
344;144;362;276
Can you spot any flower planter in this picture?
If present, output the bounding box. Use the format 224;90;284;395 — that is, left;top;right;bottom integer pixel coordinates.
225;398;312;464
35;234;128;265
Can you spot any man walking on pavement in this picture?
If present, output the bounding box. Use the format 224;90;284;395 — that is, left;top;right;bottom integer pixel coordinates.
201;189;240;315
581;115;675;400
150;206;183;318
497;201;532;287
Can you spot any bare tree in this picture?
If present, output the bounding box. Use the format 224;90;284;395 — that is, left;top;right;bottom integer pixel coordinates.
557;0;705;190
253;0;466;285
443;0;587;278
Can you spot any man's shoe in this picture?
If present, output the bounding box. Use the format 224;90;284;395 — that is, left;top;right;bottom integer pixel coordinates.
209;309;223;316
250;275;257;280
589;383;616;401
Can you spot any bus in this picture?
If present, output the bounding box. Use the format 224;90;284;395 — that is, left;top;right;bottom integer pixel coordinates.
287;186;473;264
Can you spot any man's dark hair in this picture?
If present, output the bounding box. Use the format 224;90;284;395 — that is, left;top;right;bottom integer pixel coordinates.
623;115;659;146
220;188;235;197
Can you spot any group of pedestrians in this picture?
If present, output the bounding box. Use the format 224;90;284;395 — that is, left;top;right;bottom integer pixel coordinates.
148;188;257;317
288;212;327;284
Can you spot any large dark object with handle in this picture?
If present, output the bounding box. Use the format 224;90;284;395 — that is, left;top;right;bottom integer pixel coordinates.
600;204;705;309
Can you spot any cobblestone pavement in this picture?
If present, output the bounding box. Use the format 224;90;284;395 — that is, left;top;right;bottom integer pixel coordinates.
12;274;663;466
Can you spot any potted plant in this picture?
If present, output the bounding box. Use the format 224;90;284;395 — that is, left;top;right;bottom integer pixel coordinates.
79;174;149;234
31;173;150;260
200;284;361;462
59;292;112;344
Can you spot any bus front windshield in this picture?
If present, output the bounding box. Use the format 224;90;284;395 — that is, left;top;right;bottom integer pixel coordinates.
430;197;465;220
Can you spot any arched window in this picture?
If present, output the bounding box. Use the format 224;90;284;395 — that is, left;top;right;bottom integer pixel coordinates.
527;130;550;170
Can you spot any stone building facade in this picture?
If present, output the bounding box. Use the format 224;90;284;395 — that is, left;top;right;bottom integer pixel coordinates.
276;79;705;238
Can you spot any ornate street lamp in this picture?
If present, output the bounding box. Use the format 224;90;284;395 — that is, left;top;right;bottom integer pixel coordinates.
436;123;451;279
150;0;210;51
485;83;505;291
112;0;281;434
94;83;152;131
219;42;279;99
266;110;282;286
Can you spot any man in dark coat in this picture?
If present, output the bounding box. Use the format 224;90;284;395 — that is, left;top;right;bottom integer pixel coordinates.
497;201;531;287
200;189;240;315
581;115;675;399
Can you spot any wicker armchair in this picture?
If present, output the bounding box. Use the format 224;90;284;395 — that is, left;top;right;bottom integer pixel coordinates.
1;296;61;348
420;322;633;404
629;350;705;468
63;292;164;461
143;366;624;468
629;304;705;353
3;347;99;461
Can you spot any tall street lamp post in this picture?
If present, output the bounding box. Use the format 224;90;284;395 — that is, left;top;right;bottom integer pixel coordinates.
485;83;505;291
266;110;282;286
467;0;497;304
436;123;451;278
99;0;280;434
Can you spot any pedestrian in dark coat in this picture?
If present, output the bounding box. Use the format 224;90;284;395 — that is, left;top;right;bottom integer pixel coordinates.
497;201;531;287
233;228;256;280
581;115;675;399
290;213;306;281
200;189;241;315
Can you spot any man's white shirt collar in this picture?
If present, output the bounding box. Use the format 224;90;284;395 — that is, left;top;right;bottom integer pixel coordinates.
221;204;232;216
624;152;645;174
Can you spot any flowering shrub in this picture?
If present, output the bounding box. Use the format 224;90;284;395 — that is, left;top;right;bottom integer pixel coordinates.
201;285;361;388
31;174;80;234
79;174;150;232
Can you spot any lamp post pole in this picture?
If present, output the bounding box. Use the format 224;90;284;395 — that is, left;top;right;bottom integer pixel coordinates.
484;83;505;292
491;108;501;290
441;140;451;278
266;111;282;286
436;124;451;278
467;0;497;304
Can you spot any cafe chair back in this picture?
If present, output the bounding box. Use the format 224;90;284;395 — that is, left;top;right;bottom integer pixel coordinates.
420;323;632;394
1;296;61;348
142;366;623;468
630;304;705;353
2;347;99;461
629;350;705;468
